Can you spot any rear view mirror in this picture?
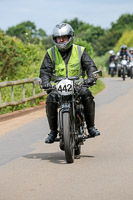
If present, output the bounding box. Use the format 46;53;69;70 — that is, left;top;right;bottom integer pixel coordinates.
92;70;102;79
34;77;42;85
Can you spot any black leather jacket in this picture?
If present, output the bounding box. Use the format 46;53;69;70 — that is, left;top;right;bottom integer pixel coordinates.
107;55;116;64
40;45;97;84
119;51;129;61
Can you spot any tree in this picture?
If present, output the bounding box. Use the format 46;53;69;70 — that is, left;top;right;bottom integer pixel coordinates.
114;30;133;52
77;24;105;45
42;35;53;49
0;31;45;81
63;18;84;33
63;18;105;51
94;31;122;56
6;21;47;44
74;37;94;58
110;14;133;32
95;14;133;56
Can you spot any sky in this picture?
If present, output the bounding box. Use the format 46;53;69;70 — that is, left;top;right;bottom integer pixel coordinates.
0;0;133;35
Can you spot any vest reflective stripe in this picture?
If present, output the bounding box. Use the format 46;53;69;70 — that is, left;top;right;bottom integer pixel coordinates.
77;45;82;77
51;46;56;74
47;44;85;78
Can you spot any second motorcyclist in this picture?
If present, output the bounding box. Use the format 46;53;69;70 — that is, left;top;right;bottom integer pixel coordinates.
116;45;130;61
129;47;133;60
107;50;116;74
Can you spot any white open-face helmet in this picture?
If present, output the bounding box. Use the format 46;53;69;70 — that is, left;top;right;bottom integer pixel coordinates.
109;50;114;55
52;23;74;52
129;47;133;52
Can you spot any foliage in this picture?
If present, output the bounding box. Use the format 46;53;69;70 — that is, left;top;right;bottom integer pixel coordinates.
114;30;133;52
110;13;133;32
76;24;104;46
64;18;104;41
90;79;105;96
6;21;47;44
94;52;109;76
64;18;105;53
94;31;122;56
94;52;109;67
42;35;53;49
0;84;46;114
63;18;84;33
74;37;94;58
94;14;133;56
0;30;45;81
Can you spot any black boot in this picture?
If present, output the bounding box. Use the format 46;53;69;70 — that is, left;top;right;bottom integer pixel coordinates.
45;131;57;143
88;127;100;137
45;102;58;144
82;97;100;137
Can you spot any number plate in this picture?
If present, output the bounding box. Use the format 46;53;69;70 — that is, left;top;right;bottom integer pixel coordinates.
56;79;73;95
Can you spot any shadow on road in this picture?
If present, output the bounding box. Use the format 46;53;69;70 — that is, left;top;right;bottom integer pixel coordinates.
23;152;66;164
23;152;95;165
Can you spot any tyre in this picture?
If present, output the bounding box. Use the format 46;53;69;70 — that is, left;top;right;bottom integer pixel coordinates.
63;112;74;163
118;69;121;77
128;69;130;77
110;68;114;77
130;67;133;79
123;67;125;81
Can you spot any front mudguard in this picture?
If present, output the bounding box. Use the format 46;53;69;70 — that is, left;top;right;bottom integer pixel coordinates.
58;103;72;151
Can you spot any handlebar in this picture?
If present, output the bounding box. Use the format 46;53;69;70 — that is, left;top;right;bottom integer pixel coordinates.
34;70;102;89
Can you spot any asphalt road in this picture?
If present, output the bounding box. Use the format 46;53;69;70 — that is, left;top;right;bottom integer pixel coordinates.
0;77;133;200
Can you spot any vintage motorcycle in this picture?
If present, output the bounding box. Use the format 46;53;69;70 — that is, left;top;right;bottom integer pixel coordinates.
34;70;102;163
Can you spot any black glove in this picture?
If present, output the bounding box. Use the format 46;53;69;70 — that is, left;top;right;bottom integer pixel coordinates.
42;82;52;89
84;78;95;86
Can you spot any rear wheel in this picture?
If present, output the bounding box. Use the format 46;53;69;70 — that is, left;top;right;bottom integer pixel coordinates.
63;112;74;163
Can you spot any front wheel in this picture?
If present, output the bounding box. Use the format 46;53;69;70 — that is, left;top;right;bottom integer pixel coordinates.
110;68;114;77
122;67;125;81
63;112;74;163
130;67;133;79
118;69;121;77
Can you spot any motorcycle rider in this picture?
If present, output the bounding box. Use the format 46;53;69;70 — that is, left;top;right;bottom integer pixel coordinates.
107;50;116;74
116;45;129;61
129;47;133;60
115;45;130;77
40;23;100;144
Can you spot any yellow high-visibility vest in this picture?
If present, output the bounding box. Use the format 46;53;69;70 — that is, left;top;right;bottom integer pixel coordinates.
47;44;85;78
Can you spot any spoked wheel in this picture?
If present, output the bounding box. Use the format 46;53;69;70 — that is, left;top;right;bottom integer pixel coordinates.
63;112;74;163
